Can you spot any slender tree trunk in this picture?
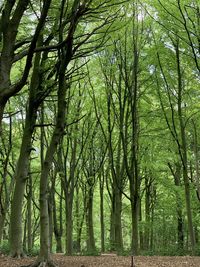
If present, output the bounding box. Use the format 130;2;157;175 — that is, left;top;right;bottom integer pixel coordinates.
175;42;195;251
169;163;184;250
99;173;105;253
150;190;156;252
139;199;144;251
109;194;115;251
48;192;53;253
0;118;13;244
64;136;77;255
27;174;33;253
192;121;200;201
10;108;37;257
144;176;151;250
65;196;73;255
0;99;6;131
23;218;27;252
9;33;44;256
53;186;63;253
86;186;96;253
107;92;123;253
33;21;75;262
130;189;139;255
114;188;123;253
0;214;5;244
75;186;84;253
36;81;67;265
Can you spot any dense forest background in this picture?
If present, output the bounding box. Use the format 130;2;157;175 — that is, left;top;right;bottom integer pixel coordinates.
0;0;200;265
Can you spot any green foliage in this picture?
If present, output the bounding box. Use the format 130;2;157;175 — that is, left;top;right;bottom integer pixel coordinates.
25;245;40;257
81;249;100;256
0;241;10;255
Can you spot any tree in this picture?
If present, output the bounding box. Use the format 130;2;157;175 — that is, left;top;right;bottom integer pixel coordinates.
0;0;51;128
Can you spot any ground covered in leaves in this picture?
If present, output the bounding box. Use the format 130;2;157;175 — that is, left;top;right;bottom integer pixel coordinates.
0;254;200;267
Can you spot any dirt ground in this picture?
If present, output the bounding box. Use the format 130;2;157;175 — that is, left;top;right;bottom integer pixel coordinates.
0;254;200;267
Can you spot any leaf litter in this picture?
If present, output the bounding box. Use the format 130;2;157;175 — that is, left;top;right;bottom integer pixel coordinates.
0;254;200;267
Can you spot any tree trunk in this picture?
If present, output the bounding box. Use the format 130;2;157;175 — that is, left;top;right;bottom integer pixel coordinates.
144;176;151;250
114;188;123;253
27;174;33;253
75;187;84;253
31;20;74;263
65;196;73;255
48;192;53;253
0;99;6;132
36;81;67;265
0;114;13;244
53;186;63;253
169;163;184;250
10;107;37;257
130;191;139;255
192;121;200;201
109;195;115;251
23;218;27;252
0;213;6;244
86;187;96;253
99;173;105;253
175;42;195;252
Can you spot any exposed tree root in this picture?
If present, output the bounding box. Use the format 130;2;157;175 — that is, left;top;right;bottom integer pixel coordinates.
21;260;57;267
10;251;26;259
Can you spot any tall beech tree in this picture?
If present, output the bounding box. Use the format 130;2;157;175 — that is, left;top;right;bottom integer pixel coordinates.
9;34;51;257
154;33;196;251
25;0;121;265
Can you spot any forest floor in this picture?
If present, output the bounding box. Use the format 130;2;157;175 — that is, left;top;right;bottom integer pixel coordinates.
0;254;200;267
